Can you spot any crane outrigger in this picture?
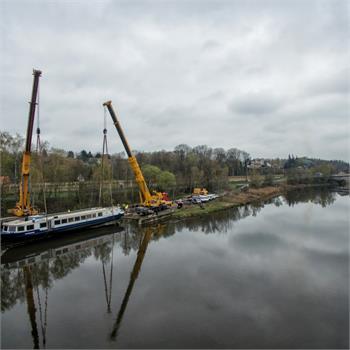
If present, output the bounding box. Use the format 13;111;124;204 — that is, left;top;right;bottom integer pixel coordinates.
9;69;42;217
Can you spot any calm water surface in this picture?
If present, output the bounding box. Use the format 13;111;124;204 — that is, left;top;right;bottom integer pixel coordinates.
1;189;349;348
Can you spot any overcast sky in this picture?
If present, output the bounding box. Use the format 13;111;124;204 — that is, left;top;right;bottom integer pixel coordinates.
0;0;349;161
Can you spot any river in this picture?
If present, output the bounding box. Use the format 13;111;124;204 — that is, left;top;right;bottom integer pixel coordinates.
1;189;349;348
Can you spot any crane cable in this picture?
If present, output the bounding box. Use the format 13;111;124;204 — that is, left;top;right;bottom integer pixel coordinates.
35;82;41;153
31;83;39;209
34;83;48;215
102;233;115;313
99;107;113;207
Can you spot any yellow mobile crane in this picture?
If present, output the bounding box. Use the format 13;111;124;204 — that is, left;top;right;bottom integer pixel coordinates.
9;69;42;217
193;187;208;195
103;100;171;209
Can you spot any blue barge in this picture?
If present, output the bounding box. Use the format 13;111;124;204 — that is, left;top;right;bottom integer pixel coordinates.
1;206;124;242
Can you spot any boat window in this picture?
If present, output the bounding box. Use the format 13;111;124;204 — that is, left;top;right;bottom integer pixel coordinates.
27;224;34;230
62;218;68;224
9;226;15;232
68;217;74;222
98;212;103;217
87;214;91;219
3;226;7;231
54;220;60;225
75;217;80;221
40;222;47;228
81;215;86;220
17;226;25;232
92;214;96;218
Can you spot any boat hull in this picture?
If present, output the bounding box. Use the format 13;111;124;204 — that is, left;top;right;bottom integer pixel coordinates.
1;212;123;243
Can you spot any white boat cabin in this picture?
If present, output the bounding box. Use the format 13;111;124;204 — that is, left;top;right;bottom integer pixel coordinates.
1;207;122;235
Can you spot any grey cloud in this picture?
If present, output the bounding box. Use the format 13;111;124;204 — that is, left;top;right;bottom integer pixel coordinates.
323;131;350;144
306;69;350;96
229;93;285;115
232;231;288;254
201;39;221;51
0;0;349;161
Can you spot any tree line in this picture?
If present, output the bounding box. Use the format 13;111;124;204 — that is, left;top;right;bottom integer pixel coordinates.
1;132;253;192
1;131;348;193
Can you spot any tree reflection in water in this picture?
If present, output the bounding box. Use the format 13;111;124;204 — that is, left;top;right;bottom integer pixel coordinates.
1;188;343;347
174;203;263;235
284;187;337;207
1;189;340;313
1;230;122;349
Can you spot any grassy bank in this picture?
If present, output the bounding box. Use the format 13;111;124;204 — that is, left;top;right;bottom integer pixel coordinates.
172;185;289;220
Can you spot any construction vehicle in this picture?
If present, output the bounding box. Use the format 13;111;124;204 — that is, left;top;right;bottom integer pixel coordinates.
193;187;208;195
9;69;42;217
103;100;172;210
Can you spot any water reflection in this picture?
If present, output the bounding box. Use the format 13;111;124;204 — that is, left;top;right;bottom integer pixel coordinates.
173;188;341;235
2;228;124;348
24;266;40;349
173;204;261;235
1;224;169;348
1;188;348;349
284;187;337;207
110;225;162;340
99;235;114;314
1;188;343;313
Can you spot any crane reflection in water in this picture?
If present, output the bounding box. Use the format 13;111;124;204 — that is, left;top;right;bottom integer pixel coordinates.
1;223;166;348
1;227;124;348
109;225;163;340
23;264;48;349
2;189;341;348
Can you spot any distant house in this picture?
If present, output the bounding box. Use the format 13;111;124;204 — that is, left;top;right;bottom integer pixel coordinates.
77;174;85;182
248;159;272;169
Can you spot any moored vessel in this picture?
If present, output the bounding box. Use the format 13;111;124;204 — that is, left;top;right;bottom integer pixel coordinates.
1;206;123;242
1;69;124;244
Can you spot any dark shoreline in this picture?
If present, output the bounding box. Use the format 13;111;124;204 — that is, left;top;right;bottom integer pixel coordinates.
172;184;346;221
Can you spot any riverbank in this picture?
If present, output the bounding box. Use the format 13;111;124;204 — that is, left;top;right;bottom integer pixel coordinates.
172;184;333;220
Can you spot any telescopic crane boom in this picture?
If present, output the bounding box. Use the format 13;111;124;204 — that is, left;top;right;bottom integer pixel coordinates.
103;100;168;207
9;69;42;217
